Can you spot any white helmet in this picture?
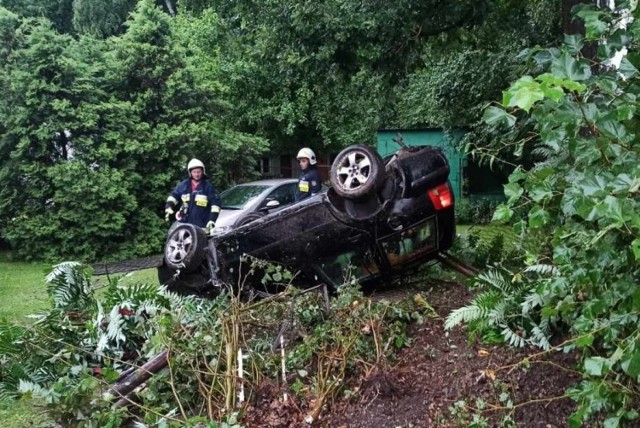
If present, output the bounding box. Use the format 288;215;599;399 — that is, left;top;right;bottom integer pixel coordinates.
187;158;206;175
296;147;317;165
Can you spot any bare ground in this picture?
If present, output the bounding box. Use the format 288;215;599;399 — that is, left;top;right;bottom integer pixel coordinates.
242;280;581;428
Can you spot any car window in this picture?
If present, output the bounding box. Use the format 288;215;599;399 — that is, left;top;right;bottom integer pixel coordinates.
263;183;296;207
316;246;380;286
221;185;269;209
379;220;436;267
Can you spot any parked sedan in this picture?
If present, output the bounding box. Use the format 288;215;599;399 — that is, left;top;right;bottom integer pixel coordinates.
159;143;455;295
215;178;299;230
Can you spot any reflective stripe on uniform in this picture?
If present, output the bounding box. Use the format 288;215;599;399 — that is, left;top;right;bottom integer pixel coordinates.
195;194;208;207
211;205;221;213
181;194;190;202
166;196;178;205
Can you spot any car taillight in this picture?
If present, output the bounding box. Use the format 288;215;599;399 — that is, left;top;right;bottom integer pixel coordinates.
428;184;452;210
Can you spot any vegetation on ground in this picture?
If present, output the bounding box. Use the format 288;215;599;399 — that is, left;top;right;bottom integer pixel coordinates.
0;261;424;426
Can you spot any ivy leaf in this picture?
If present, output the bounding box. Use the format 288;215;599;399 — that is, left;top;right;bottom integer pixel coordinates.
563;34;584;55
631;238;640;261
551;52;592;81
492;204;513;222
529;183;553;203
618;57;638;79
503;76;544;112
528;206;550;229
603;195;624;224
504;182;523;204
483;106;516;128
621;351;640;378
584;356;612;377
575;9;607;39
596;119;628;141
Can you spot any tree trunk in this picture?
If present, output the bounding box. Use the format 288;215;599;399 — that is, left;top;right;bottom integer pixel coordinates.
164;0;176;17
106;350;169;406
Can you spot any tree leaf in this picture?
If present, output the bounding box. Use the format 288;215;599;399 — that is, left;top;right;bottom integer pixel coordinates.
492;204;513;222
551;52;592;81
584;356;611;377
621;351;640;378
575;335;594;348
483;105;516;128
504;76;544;112
631;238;640;261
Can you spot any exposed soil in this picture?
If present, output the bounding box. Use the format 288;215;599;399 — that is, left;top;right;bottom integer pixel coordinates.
242;280;581;427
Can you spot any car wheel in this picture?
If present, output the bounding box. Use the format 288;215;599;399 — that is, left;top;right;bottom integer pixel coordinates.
234;212;265;227
330;144;384;199
164;223;207;272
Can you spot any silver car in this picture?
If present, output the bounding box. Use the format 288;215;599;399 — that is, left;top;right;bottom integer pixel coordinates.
215;178;299;230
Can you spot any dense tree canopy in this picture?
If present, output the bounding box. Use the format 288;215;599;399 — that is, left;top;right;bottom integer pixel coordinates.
0;0;563;260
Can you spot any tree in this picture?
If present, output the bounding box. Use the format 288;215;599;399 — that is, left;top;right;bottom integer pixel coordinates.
213;0;491;150
450;1;640;424
71;0;137;37
0;1;268;261
0;0;74;33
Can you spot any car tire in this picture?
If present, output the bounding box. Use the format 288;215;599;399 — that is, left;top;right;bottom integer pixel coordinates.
234;212;265;227
164;223;207;272
330;144;384;199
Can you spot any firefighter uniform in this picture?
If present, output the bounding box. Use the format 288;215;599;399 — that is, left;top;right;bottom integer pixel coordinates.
165;179;221;228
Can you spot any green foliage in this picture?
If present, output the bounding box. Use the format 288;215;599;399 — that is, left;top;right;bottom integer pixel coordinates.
214;0;495;149
395;0;561;131
0;1;267;261
0;259;426;425
455;197;502;224
72;0;137;37
457;2;640;425
0;262;170;425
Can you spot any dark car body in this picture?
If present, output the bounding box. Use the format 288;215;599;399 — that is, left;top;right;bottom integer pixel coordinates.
159;144;455;294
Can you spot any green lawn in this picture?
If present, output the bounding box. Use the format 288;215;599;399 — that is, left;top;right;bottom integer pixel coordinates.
0;254;52;323
0;251;161;322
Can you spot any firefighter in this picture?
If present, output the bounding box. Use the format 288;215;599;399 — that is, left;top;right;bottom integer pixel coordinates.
165;158;221;233
295;147;322;202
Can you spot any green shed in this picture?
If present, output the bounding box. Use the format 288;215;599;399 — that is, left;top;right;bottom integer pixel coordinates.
376;129;465;201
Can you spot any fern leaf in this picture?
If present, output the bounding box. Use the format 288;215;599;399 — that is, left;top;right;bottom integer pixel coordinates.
500;326;526;348
521;290;544;314
445;305;484;329
524;264;558;276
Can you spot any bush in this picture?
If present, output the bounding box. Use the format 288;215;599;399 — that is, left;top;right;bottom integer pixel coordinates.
455;197;502;225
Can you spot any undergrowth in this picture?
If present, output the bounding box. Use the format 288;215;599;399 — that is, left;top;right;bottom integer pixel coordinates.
0;261;426;426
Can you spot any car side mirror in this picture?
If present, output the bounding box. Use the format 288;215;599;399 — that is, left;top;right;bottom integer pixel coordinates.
265;199;280;208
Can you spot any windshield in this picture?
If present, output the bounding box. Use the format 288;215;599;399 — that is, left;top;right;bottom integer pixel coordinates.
221;185;269;209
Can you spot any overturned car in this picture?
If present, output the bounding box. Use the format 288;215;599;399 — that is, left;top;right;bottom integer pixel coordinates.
158;143;455;295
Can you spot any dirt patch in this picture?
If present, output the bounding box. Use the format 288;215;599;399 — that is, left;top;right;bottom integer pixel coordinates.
242;281;580;427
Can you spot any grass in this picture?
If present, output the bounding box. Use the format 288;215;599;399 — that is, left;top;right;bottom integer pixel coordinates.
0;254;51;323
0;251;161;322
0;399;53;428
